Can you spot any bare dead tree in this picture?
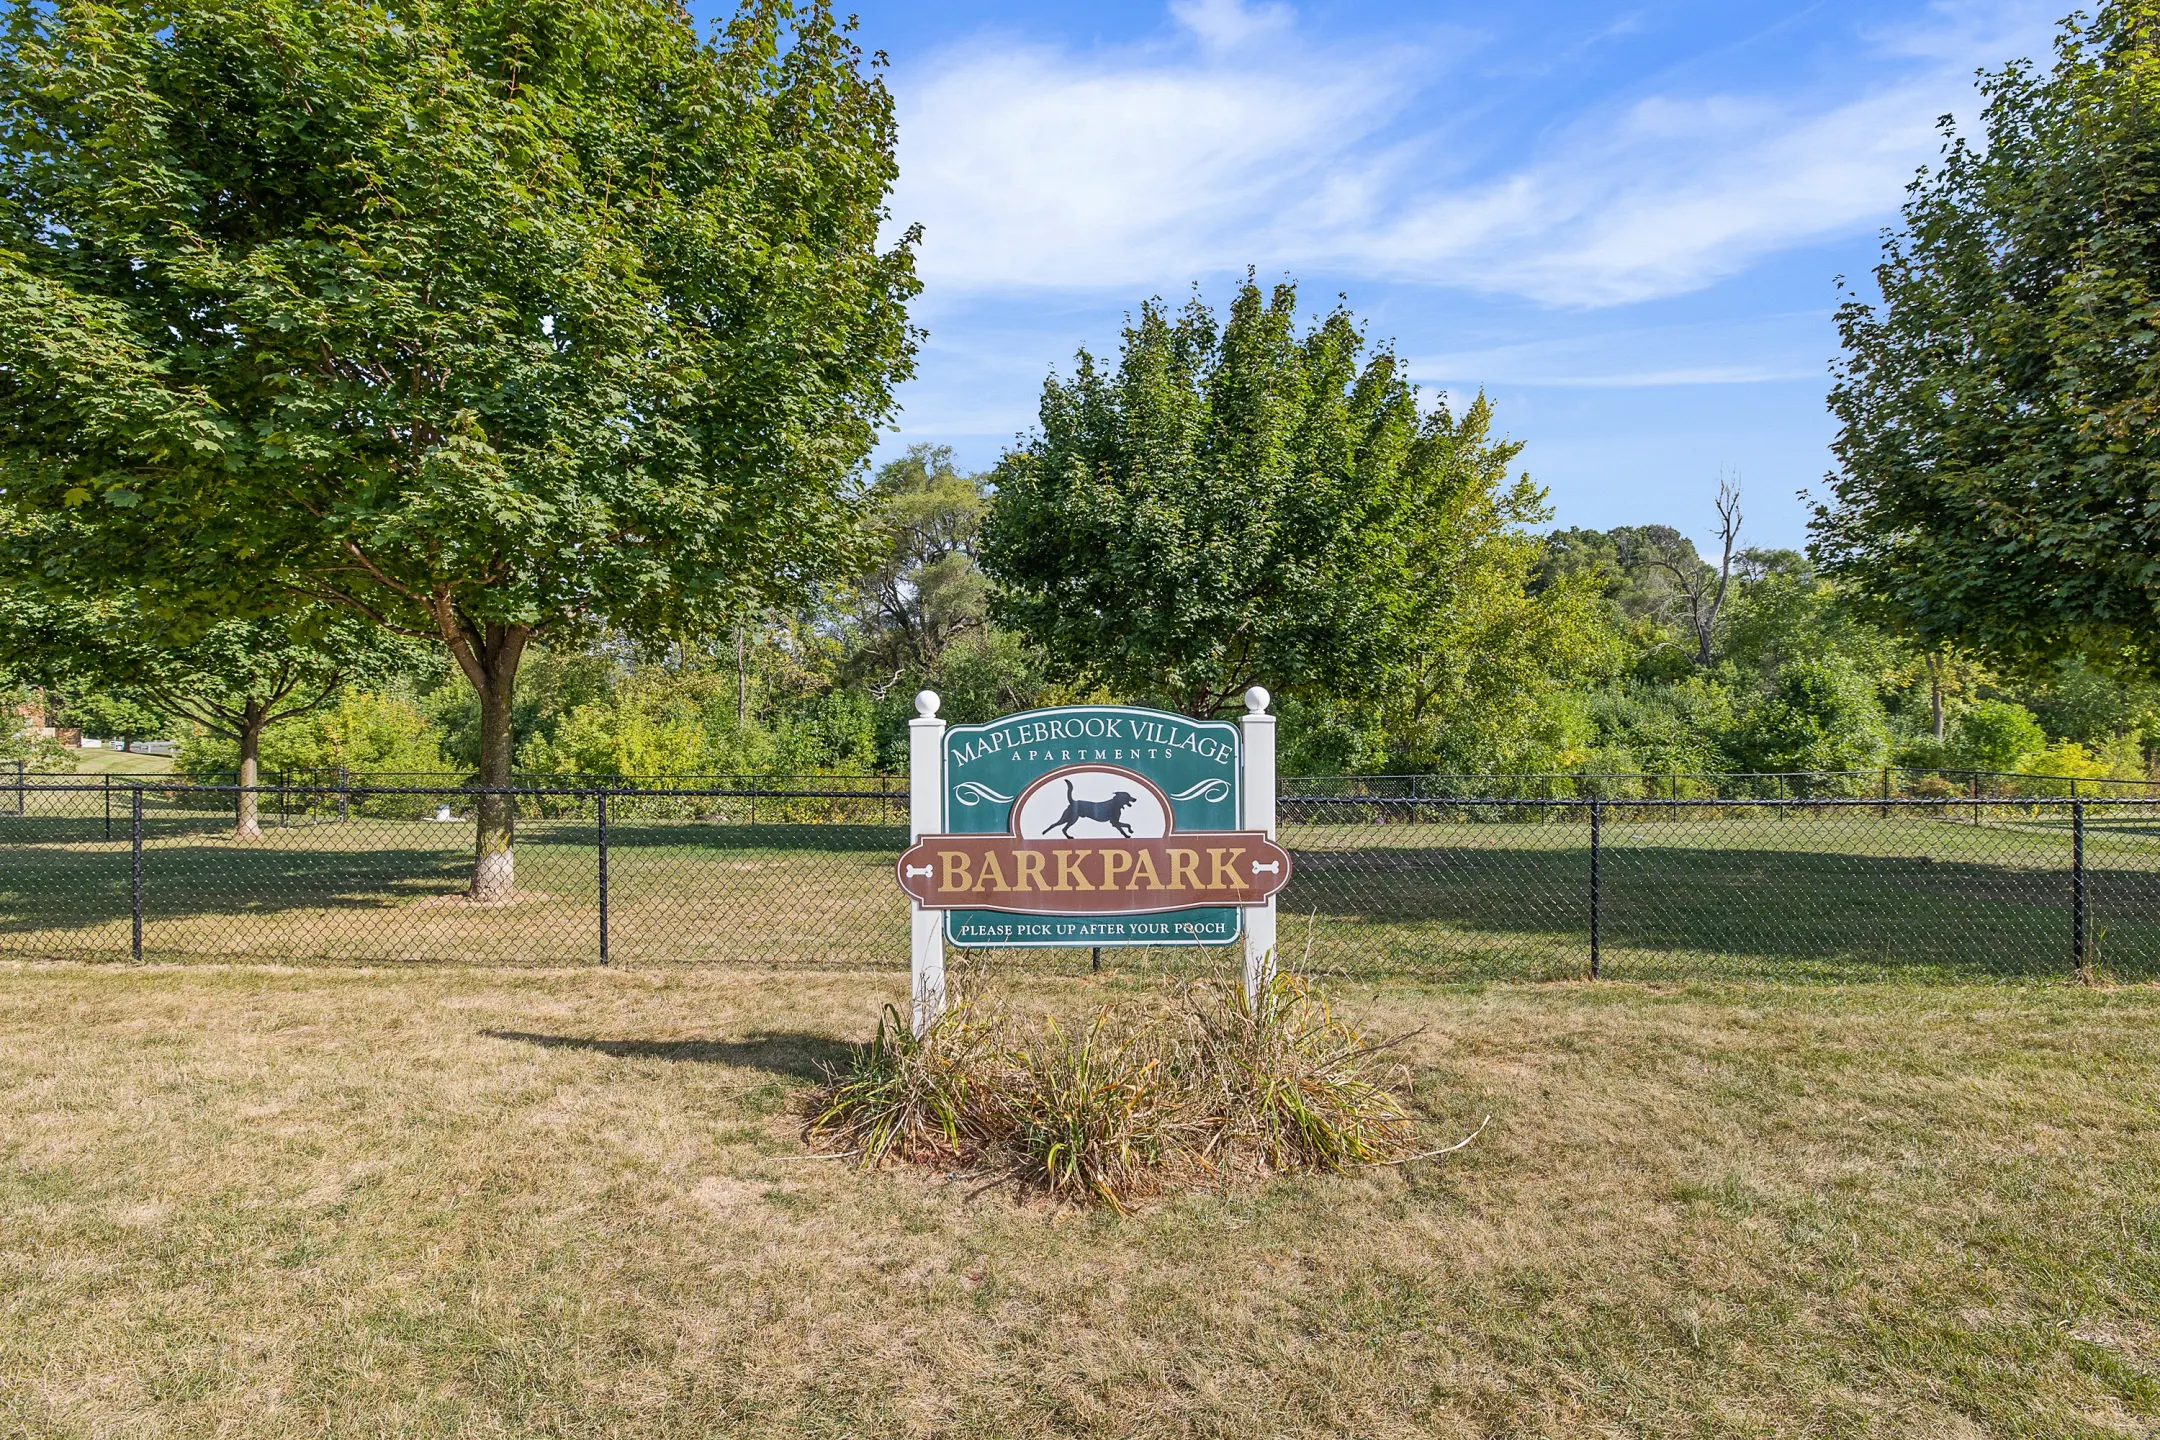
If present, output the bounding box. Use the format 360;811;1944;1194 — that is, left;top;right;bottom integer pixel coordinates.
1641;475;1742;667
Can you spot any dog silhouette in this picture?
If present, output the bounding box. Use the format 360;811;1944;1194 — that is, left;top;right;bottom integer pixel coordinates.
1042;779;1140;838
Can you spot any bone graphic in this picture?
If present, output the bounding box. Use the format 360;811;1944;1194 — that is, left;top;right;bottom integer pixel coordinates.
1250;861;1281;875
904;864;933;879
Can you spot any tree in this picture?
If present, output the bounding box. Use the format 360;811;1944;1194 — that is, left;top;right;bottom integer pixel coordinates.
0;592;412;836
1728;658;1891;782
982;278;1516;718
1952;697;2048;772
1814;3;2160;680
1364;426;1618;770
1631;478;1742;667
0;0;918;897
850;444;992;679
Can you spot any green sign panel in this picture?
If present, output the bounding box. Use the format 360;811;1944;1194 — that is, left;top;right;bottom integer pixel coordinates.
940;705;1243;948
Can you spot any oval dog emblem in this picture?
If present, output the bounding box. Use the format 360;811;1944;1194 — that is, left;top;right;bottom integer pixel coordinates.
1013;767;1170;840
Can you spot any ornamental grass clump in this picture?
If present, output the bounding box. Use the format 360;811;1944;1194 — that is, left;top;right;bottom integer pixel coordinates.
806;970;1431;1209
806;998;1012;1168
1180;974;1418;1172
1008;1011;1190;1211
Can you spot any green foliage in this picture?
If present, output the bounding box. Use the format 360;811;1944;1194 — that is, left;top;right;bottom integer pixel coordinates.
2023;657;2160;746
1;0;917;638
1579;678;1737;778
0;0;919;880
1816;3;2160;679
0;702;71;771
176;689;454;780
0;586;418;765
516;666;874;779
985;278;1556;718
49;691;166;745
419;645;618;770
1948;698;2049;773
851;445;993;676
2016;736;2141;782
1727;659;1891;780
1720;568;1900;685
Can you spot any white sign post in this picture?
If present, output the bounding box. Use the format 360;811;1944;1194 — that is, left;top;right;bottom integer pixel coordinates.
908;690;947;1035
1240;686;1278;1003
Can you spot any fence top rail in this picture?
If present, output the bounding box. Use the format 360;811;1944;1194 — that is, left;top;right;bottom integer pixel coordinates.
176;769;907;786
6;780;909;802
9;779;2159;810
1279;795;2149;809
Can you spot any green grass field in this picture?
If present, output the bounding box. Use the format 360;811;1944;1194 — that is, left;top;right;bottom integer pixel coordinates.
3;796;2156;981
2;962;2156;1437
58;747;177;778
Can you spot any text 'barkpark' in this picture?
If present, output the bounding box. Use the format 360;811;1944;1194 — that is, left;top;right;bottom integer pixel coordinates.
896;832;1291;916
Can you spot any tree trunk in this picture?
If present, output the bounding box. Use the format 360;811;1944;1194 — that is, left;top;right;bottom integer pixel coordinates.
234;703;267;841
470;651;522;902
735;623;747;728
433;610;530;904
1929;655;1946;740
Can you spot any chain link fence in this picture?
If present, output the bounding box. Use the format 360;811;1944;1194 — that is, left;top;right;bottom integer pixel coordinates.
2;777;2153;982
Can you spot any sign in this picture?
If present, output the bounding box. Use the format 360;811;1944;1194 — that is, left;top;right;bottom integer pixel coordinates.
902;690;1282;1032
917;706;1285;948
896;767;1293;942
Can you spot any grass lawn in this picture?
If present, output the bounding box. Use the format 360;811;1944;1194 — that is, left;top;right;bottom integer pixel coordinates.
1;962;2156;1437
53;748;176;778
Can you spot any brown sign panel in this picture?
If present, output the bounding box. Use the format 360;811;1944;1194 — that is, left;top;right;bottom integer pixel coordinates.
897;832;1291;915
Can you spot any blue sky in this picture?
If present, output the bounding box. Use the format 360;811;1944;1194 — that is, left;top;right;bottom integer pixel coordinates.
716;0;2067;550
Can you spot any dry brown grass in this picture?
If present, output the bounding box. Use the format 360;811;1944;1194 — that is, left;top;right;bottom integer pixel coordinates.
2;961;2157;1437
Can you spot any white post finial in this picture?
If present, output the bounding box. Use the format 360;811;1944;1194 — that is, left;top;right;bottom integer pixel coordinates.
1244;686;1271;714
915;689;940;718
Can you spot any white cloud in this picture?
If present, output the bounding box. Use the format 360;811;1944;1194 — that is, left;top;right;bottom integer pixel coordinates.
887;0;2064;308
1169;0;1294;49
890;36;1413;291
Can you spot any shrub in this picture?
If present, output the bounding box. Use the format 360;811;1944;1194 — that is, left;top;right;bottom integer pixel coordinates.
177;689;454;781
1179;975;1416;1172
1727;657;1890;785
1010;1012;1186;1209
806;973;1422;1210
0;714;73;772
808;999;1012;1168
1953;699;2047;773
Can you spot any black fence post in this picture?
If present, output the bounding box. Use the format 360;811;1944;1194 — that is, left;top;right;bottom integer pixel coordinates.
104;773;112;842
14;760;22;816
1971;772;1981;825
2073;798;2087;972
130;787;143;963
1880;767;1890;819
1589;800;1602;980
596;790;610;967
337;766;350;823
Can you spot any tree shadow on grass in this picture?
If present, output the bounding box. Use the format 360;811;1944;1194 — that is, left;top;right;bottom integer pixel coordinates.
1286;843;2160;979
481;1029;850;1081
0;844;475;933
